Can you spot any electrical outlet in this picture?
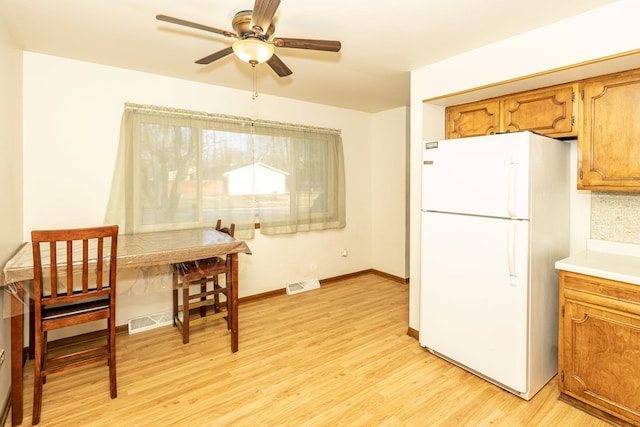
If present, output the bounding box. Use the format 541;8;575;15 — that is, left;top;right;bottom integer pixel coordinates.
0;349;5;367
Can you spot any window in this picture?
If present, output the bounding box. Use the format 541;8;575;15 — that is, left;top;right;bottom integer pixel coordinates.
105;104;346;238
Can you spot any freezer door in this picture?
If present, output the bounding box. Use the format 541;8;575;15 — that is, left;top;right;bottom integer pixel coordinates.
419;211;529;393
422;133;530;219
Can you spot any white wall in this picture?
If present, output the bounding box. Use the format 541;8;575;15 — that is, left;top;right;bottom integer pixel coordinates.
22;52;377;328
0;11;23;415
371;107;409;279
409;0;640;331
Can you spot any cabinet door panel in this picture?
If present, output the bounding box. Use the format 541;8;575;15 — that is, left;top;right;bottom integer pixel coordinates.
502;84;577;137
579;69;640;191
559;271;640;426
445;100;500;139
562;302;640;424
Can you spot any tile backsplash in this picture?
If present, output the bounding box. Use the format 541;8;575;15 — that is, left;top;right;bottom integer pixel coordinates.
591;192;640;244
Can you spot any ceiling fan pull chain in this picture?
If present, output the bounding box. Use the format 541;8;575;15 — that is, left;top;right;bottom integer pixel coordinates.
252;63;259;100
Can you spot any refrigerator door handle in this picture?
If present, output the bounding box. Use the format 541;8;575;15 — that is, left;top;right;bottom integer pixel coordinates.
507;221;517;286
508;162;518;218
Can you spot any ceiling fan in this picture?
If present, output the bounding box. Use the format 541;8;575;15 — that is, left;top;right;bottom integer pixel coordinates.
156;0;342;78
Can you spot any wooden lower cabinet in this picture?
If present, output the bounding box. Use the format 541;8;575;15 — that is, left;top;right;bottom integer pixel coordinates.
558;270;640;426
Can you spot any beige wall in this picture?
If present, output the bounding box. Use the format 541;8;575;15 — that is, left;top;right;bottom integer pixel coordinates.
372;107;409;279
21;52;409;330
409;0;640;331
0;12;23;412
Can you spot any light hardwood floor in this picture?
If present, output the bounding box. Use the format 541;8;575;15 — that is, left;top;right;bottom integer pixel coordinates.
5;273;609;426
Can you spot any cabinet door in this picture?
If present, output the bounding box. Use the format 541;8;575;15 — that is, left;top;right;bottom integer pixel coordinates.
579;69;640;191
502;83;577;137
445;100;500;139
559;272;640;426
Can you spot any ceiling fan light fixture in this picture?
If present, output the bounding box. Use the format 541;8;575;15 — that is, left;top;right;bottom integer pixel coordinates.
232;38;274;64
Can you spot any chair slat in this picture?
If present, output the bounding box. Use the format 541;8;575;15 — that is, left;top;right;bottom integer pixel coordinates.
67;240;73;296
96;237;103;291
82;239;88;293
50;241;58;298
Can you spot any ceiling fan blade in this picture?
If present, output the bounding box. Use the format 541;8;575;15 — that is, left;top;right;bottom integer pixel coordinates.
267;54;292;77
195;47;234;64
272;38;341;52
250;0;280;35
156;14;236;38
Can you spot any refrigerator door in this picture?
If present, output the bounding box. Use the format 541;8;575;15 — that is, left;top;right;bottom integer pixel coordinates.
419;211;529;393
422;132;531;219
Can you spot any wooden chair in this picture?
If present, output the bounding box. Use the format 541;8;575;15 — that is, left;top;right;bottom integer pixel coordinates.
172;220;235;344
30;225;118;425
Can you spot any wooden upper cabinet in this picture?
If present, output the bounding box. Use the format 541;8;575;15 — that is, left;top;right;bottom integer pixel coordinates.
502;83;577;138
445;100;500;139
445;83;578;139
579;69;640;191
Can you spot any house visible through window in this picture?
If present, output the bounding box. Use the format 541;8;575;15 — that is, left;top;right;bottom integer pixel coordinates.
105;104;346;238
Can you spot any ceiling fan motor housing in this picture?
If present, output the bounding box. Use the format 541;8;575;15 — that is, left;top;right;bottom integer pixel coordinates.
232;10;274;40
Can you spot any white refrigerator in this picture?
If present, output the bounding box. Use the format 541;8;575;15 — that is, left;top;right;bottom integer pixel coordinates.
419;131;570;400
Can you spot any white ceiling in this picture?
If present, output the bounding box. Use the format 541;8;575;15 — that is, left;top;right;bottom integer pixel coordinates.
0;0;622;113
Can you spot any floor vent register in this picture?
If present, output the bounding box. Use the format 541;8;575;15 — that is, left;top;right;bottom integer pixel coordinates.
286;279;321;295
128;311;173;334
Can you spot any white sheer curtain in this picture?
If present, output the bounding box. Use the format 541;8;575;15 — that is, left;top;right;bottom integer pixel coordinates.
104;103;345;238
253;122;346;235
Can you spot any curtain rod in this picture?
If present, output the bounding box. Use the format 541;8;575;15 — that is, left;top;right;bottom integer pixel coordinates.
124;103;342;136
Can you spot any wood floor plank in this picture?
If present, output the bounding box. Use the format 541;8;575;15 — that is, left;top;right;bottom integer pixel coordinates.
5;273;609;426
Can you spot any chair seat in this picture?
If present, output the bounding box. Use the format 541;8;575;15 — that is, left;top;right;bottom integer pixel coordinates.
42;298;111;322
179;257;226;281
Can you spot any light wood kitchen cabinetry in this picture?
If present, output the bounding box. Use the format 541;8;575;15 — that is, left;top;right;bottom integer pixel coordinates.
501;83;577;137
558;270;640;426
445;83;578;139
445;100;500;138
578;69;640;191
442;67;640;192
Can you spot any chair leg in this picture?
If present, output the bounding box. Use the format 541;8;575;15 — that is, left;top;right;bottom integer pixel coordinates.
213;276;221;313
108;315;117;399
172;268;179;327
200;281;207;318
182;283;190;344
32;329;43;425
224;277;231;330
29;298;35;360
42;332;48;385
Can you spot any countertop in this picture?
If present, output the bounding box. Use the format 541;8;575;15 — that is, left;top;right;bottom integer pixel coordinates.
555;239;640;286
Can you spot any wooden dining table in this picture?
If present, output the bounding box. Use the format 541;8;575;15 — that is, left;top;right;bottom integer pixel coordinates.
1;227;252;427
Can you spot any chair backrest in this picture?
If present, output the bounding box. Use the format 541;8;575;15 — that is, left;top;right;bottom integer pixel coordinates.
215;219;235;237
31;225;119;307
